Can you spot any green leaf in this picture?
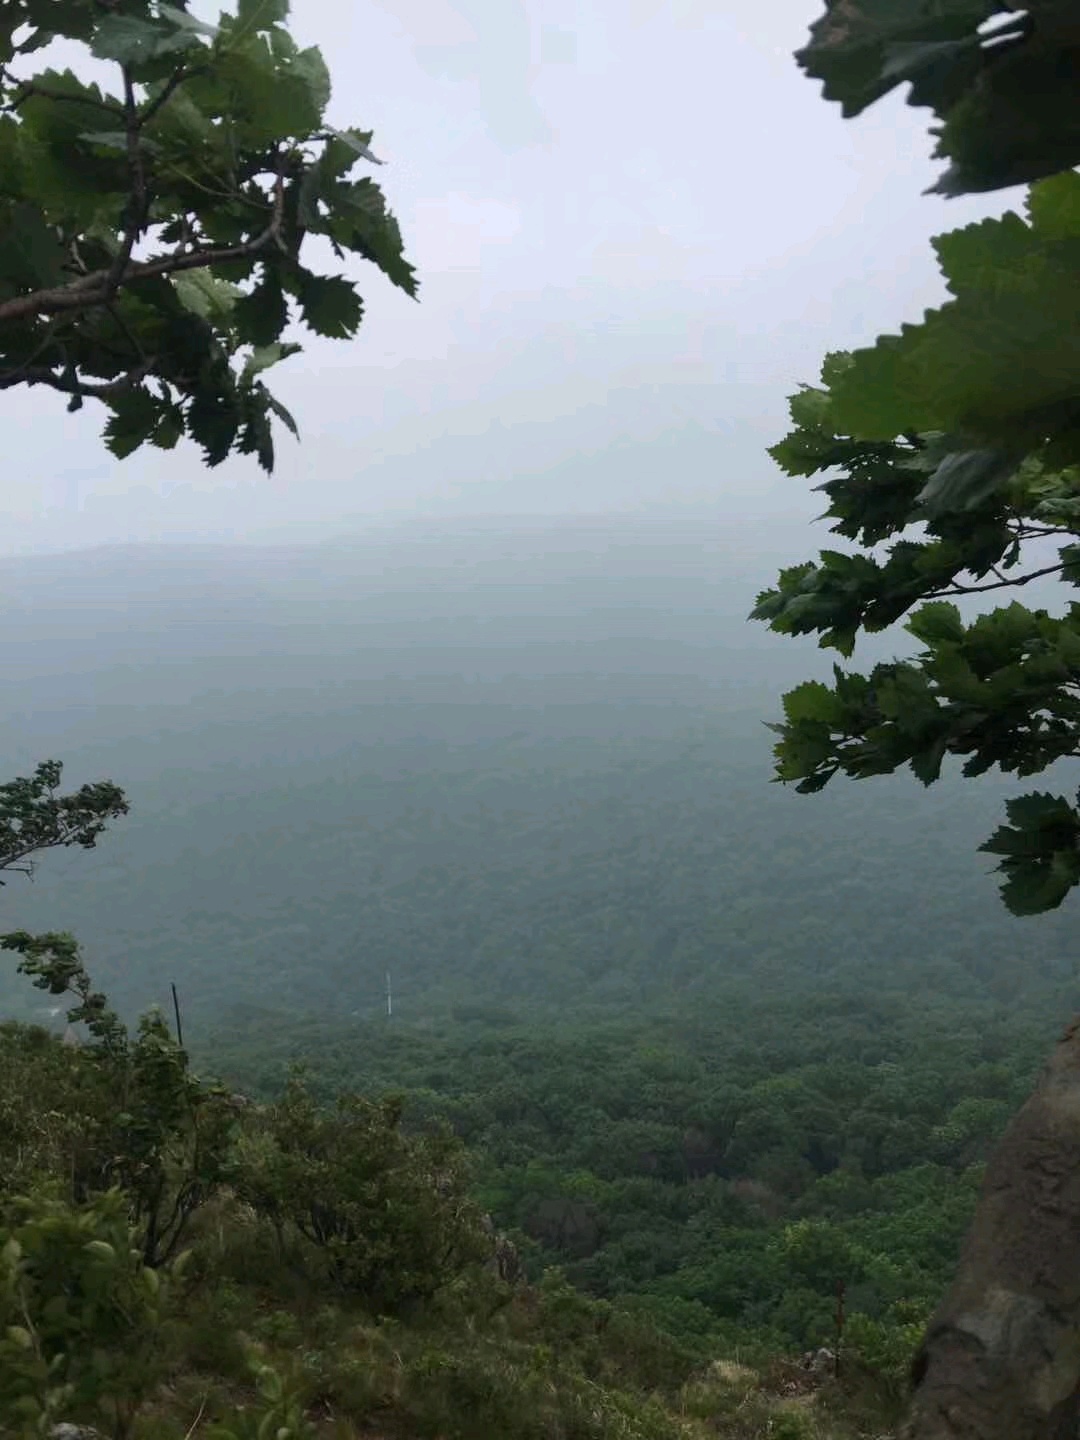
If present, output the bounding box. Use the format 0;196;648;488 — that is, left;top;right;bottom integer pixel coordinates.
980;791;1080;915
103;390;165;460
294;272;362;337
233;274;288;347
917;447;1021;519
798;1;1080;196
0;201;66;295
827;200;1080;451
187;390;240;467
241;342;302;383
91;13;201;66
267;392;299;439
174;270;243;325
906;602;964;647
203;35;330;146
781;680;843;728
1026;171;1080;240
158;4;219;39
324;179;418;297
324;125;383;165
236;0;291;31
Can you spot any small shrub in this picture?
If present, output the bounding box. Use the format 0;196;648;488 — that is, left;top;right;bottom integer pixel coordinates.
0;1189;167;1439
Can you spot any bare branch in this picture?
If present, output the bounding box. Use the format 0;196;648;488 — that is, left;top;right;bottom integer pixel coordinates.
934;562;1065;596
0;362;155;398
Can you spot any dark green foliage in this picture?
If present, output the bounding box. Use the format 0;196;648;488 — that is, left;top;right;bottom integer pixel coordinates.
799;2;1080;196
0;933;234;1266
233;1073;489;1309
0;1189;167;1438
206;992;1042;1365
754;186;1080;914
0;760;127;882
767;26;1080;922
0;0;415;470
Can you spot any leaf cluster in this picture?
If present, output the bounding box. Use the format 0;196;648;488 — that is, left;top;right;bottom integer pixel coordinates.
233;1071;491;1309
0;928;235;1266
0;760;128;883
0;1188;167;1437
0;0;416;469
799;1;1080;197
755;172;1080;915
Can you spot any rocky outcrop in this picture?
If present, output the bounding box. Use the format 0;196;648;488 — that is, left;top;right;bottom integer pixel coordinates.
904;1015;1080;1440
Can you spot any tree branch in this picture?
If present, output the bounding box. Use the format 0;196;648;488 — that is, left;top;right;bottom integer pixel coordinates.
140;67;198;129
0;362;155;398
0;173;287;326
103;68;148;303
934;562;1064;596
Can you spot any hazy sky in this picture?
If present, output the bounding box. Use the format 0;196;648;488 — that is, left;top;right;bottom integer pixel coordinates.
3;0;1017;556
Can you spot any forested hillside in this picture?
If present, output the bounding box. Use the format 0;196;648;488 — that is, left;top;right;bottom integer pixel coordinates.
4;518;1073;1433
0;515;1070;1033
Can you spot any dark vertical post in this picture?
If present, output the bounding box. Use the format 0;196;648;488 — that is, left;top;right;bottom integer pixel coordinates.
171;981;184;1048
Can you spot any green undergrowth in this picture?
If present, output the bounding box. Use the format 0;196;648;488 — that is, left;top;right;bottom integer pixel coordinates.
0;986;905;1440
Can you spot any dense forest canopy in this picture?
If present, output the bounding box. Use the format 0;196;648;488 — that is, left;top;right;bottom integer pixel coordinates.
0;517;1067;1032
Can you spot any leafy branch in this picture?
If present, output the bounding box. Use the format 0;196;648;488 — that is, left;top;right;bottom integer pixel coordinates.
0;0;417;470
0;761;128;883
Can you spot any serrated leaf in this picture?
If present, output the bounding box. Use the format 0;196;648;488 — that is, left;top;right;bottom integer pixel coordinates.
798;0;1080;197
325;179;418;297
233;274;288;346
204;36;330;146
910;734;948;786
188;390;239;467
828;198;1080;448
174;270;243;324
295;272;362;337
906;601;964;647
781;680;843;727
1027;171;1080;240
103;389;164;460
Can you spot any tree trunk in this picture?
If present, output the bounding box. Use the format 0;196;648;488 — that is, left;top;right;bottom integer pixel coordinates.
904;1016;1080;1439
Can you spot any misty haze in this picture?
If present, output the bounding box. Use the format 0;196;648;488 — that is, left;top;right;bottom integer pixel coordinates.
1;4;1076;1439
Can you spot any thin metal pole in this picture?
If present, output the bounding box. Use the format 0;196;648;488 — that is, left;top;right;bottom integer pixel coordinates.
171;982;184;1048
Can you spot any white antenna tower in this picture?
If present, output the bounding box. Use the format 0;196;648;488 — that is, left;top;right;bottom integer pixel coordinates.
386;971;393;1018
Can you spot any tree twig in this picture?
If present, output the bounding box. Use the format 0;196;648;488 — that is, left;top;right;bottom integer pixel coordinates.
104;67;149;302
935;562;1064;596
0;361;156;398
140;65;205;128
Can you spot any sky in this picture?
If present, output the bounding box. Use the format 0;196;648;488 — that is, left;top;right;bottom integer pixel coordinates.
2;0;1020;556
